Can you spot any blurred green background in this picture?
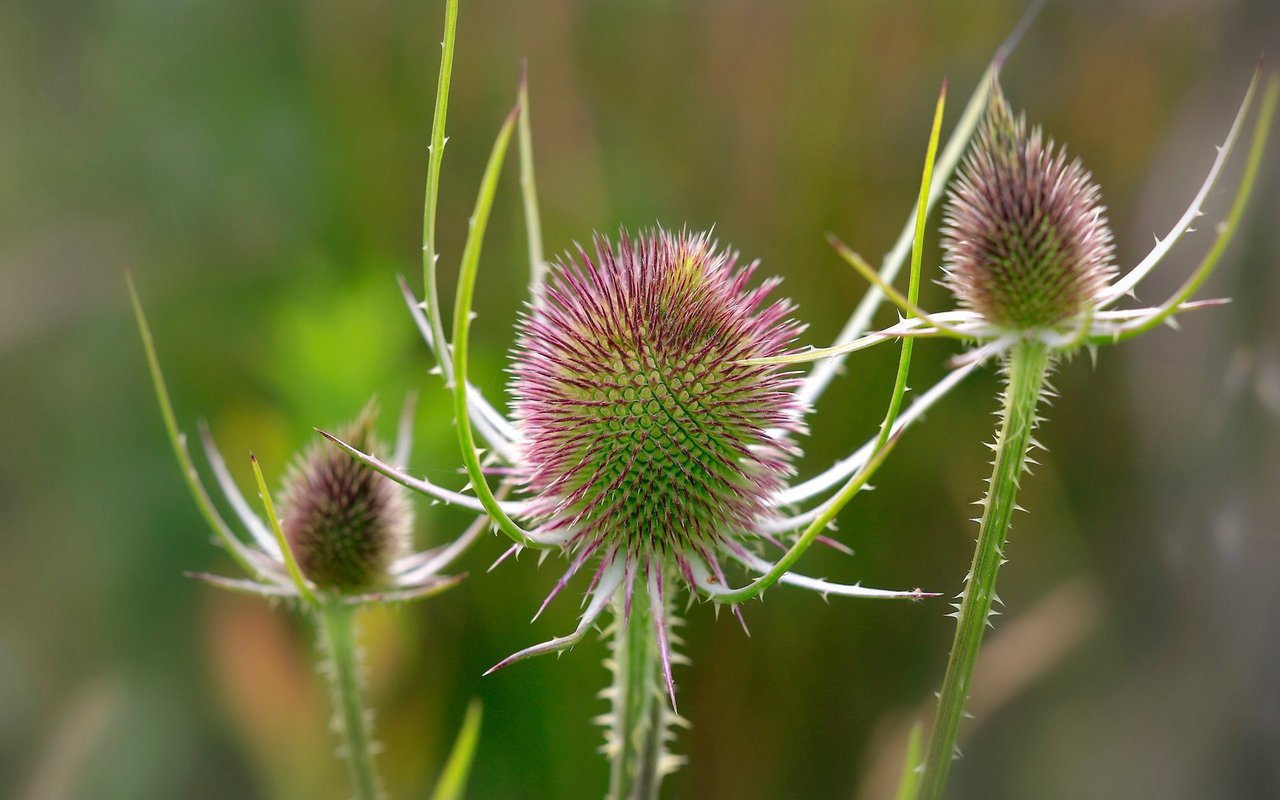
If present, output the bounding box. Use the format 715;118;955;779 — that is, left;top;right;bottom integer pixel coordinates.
4;0;1279;797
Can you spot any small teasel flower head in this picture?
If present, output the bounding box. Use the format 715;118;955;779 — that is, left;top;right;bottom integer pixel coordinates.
942;78;1116;330
512;228;806;585
280;404;412;591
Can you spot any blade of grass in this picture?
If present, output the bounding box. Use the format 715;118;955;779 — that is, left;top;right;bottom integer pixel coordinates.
451;103;552;550
873;80;946;454
429;700;484;800
798;71;988;403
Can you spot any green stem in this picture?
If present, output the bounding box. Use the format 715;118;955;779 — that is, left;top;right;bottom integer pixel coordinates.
606;576;670;800
318;600;382;800
919;338;1052;800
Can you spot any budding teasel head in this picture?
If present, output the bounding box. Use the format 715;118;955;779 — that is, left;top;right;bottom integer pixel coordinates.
794;68;1276;370
942;78;1115;331
129;275;475;607
279;405;412;592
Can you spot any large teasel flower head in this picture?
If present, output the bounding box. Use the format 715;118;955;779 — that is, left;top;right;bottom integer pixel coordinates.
280;405;412;591
942;78;1116;330
511;228;806;570
323;67;985;727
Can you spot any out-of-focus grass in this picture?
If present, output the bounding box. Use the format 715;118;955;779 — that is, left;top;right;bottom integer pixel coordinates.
3;1;1277;798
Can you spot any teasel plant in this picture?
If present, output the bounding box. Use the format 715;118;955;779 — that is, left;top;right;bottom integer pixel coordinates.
316;2;1061;796
761;66;1279;799
129;280;488;800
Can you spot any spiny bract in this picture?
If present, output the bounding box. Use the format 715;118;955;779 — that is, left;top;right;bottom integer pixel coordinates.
512;228;806;576
942;78;1116;330
280;406;412;591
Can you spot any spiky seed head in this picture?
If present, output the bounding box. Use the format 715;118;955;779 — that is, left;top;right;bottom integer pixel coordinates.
279;405;411;591
512;229;806;561
942;78;1116;330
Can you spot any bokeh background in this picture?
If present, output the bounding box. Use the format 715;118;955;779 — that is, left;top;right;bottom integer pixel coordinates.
4;0;1279;797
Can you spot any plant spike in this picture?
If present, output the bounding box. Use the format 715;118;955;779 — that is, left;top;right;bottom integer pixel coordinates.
1099;66;1261;307
827;234;969;338
876;79;945;453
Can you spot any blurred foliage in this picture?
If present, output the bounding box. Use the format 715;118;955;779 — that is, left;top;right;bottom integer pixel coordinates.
3;1;1278;798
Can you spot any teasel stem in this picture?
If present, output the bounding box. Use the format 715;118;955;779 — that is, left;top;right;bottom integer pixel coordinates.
918;337;1052;799
318;599;383;800
605;565;681;800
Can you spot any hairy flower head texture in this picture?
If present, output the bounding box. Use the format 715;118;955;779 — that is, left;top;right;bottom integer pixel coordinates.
942;80;1115;330
512;229;805;577
280;405;412;591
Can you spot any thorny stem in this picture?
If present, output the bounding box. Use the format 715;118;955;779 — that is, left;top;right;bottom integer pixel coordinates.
318;600;382;800
421;0;458;383
918;338;1052;799
606;569;676;800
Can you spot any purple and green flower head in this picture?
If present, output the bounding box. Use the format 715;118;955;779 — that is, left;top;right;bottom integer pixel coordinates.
513;229;806;587
279;405;412;592
941;79;1115;331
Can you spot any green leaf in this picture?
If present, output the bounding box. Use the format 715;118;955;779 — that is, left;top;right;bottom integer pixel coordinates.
430;700;483;800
